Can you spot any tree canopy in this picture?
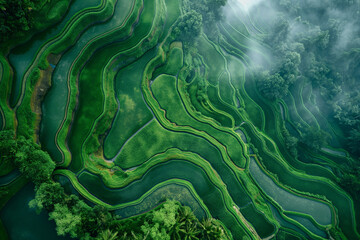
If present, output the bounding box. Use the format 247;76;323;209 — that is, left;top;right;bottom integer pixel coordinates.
0;130;55;185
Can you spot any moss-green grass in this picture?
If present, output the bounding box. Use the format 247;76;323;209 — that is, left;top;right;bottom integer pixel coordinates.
243;123;358;239
103;49;156;159
289;80;319;128
153;45;183;77
218;72;236;106
0;56;15;130
115;120;251;207
226;55;265;129
55;0;143;166
242;76;337;181
151;74;246;168
79;159;254;239
207;84;243;126
15;0;112;138
158;0;181;42
187;79;234;127
67;0;160;172
241;203;276;238
197;35;226;85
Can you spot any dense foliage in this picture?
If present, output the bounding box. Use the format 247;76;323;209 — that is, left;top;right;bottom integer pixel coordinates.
0;130;55;185
0;130;228;239
30;182;113;239
337;163;360;201
116;201;227;240
299;126;330;151
31;187;228;240
173;10;202;42
253;0;360;158
0;0;50;42
180;0;226;39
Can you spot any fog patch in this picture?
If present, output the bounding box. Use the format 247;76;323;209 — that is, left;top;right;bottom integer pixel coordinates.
234;0;264;12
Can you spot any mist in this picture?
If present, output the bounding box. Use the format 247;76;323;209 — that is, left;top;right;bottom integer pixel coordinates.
220;0;360;156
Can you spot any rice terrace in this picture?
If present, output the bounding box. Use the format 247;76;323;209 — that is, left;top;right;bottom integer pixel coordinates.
1;0;360;239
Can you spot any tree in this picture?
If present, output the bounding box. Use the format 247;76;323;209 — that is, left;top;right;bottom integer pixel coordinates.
173;10;203;42
0;130;17;167
78;204;112;237
278;51;301;84
141;221;170;240
347;128;360;156
180;223;200;240
29;182;65;212
337;162;360;201
266;16;290;48
0;130;55;185
0;0;54;42
0;0;32;41
299;126;330;151
15;148;55;185
178;206;197;226
49;203;82;238
334;91;360;128
181;0;227;38
282;127;298;157
97;229;118;240
174;206;198;239
200;218;225;240
152;200;180;230
257;72;288;100
169;221;184;240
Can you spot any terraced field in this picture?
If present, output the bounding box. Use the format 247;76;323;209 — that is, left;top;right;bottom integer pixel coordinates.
0;0;359;239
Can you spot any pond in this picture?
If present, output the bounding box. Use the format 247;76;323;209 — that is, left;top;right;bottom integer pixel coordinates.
0;183;70;240
0;170;21;186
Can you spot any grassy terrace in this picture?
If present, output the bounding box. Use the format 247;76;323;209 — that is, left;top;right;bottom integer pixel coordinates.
1;0;359;239
55;0;149;166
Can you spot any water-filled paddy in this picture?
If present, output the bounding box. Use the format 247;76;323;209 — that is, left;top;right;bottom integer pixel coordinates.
2;0;359;239
40;0;135;162
249;157;332;226
114;182;207;219
78;160;250;239
0;184;70;240
286;213;327;238
9;0;102;107
0;170;21;186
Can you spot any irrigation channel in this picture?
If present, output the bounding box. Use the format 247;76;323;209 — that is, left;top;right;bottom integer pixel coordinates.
1;0;359;239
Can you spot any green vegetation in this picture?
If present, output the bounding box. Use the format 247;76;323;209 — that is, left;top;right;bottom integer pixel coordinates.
0;0;71;46
1;0;359;239
0;130;54;185
0;130;228;239
0;0;46;41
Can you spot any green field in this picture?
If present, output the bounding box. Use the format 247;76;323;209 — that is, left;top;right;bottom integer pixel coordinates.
1;0;359;239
